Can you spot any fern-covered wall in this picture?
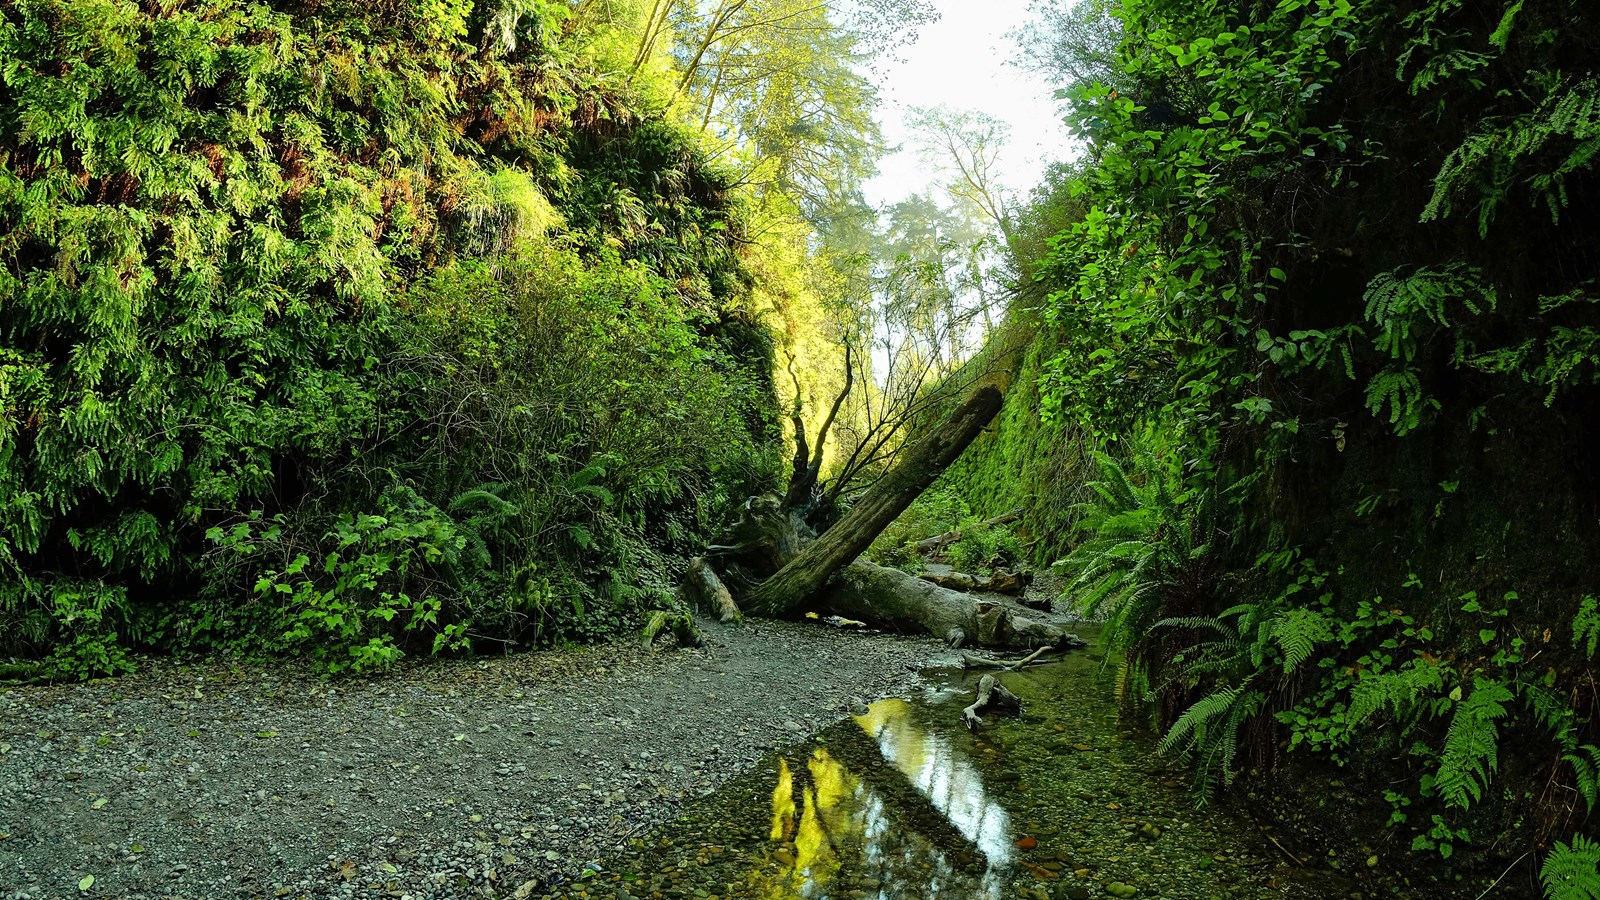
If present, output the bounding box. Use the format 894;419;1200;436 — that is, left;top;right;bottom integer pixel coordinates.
939;315;1088;565
976;0;1600;894
0;0;783;676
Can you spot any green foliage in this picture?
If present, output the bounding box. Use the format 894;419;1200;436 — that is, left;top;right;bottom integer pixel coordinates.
1011;0;1600;886
940;319;1091;561
1058;449;1212;655
1576;596;1600;658
1159;684;1264;795
0;0;783;672
868;486;970;571
1435;677;1514;809
946;520;1023;576
1543;836;1600;900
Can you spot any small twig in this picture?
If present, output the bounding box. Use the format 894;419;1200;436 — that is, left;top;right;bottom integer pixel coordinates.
1471;851;1531;900
1264;832;1305;868
1004;646;1048;671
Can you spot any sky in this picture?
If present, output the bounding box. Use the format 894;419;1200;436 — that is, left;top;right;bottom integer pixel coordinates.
862;0;1073;211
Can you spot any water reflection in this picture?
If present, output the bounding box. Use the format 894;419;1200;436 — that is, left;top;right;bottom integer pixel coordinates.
755;697;1011;899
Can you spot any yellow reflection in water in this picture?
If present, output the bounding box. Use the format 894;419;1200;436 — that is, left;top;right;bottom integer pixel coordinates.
770;758;795;842
759;748;862;898
856;697;1013;895
749;699;1014;899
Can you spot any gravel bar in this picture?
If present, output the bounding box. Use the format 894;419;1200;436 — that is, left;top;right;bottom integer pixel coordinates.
0;619;947;900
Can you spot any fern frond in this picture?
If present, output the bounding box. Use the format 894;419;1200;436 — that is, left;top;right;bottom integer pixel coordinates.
1270;607;1332;674
1576;596;1600;658
1566;746;1600;814
1160;684;1242;756
1435;677;1514;809
1541;835;1600;900
1348;662;1446;725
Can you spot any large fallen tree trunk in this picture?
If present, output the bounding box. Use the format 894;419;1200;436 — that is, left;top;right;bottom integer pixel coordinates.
824;561;1074;651
745;374;1006;616
918;569;1031;595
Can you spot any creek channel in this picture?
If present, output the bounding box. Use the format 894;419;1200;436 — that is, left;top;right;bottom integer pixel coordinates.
544;629;1361;900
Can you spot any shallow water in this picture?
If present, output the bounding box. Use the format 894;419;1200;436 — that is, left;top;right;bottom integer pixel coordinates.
547;634;1360;900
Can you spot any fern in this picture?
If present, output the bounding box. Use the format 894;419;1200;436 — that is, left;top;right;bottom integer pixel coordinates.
1268;607;1332;674
565;464;615;507
1425;78;1600;235
1347;660;1447;726
1058;449;1207;653
1566;746;1600;814
1576;596;1600;658
1542;835;1600;900
1364;265;1495;361
1435;677;1514;808
1160;683;1266;795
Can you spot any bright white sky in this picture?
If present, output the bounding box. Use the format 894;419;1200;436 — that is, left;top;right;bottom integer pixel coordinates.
862;0;1073;211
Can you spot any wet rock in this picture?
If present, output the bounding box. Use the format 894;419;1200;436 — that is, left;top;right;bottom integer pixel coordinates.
1105;882;1137;898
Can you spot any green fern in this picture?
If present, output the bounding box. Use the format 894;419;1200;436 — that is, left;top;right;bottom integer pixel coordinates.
1566;745;1600;814
1425;78;1600;235
1435;677;1514;808
1268;607;1331;674
1576;596;1600;658
1347;661;1447;726
566;464;615;507
1159;683;1266;796
1058;450;1207;654
1364;265;1495;362
1542;835;1600;900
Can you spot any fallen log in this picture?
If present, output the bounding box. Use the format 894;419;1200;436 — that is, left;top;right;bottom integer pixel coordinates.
745;374;1007;616
961;674;1021;729
641;611;701;649
961;647;1050;671
919;571;980;592
917;568;1032;595
681;556;741;623
822;561;1074;651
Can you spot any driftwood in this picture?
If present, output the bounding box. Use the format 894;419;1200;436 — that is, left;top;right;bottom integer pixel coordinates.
961;674;1021;729
746;375;1007;616
822;561;1075;651
961;646;1050;671
918;568;1031;595
914;508;1024;554
681;556;741;622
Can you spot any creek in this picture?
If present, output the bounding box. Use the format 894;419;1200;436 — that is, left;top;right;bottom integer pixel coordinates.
546;630;1359;900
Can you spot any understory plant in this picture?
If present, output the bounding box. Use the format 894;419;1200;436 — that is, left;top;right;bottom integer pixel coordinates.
0;0;779;675
1025;0;1600;893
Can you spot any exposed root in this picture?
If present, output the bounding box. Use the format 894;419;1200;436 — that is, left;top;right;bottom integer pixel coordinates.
961;646;1050;671
641;611;702;650
961;673;1022;729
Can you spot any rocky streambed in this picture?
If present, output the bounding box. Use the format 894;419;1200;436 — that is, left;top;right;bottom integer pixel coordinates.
0;620;942;900
542;637;1377;900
